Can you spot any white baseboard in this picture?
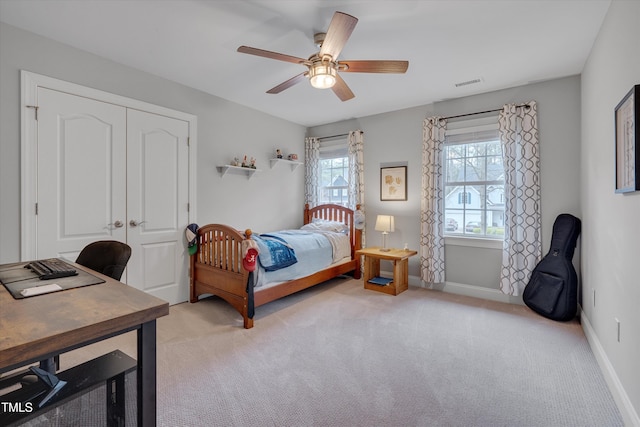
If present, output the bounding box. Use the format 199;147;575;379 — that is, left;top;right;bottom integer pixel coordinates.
404;274;523;305
580;309;640;427
398;272;637;425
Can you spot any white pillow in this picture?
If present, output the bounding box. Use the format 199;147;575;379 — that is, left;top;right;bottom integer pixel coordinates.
301;218;349;234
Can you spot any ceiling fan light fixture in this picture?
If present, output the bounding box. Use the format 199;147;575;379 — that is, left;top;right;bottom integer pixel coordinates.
309;62;337;89
237;12;407;100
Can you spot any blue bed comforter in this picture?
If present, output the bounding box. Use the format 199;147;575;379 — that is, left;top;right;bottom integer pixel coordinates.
253;230;334;288
252;233;298;271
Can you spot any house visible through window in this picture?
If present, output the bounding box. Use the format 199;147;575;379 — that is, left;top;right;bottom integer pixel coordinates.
443;123;504;239
319;138;349;206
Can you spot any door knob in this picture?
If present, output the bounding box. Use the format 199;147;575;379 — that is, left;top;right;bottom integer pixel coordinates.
129;220;147;227
110;220;124;228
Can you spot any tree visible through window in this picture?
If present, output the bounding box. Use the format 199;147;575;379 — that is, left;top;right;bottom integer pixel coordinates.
443;130;505;238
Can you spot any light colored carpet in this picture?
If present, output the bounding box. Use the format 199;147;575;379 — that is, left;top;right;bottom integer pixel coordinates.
25;277;623;426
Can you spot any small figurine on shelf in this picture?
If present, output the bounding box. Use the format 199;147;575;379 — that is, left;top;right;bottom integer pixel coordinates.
288;153;298;161
276;149;283;159
231;157;240;167
250;157;256;169
241;155;248;168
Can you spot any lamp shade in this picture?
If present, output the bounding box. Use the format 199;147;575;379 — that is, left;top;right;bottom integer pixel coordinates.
374;215;395;233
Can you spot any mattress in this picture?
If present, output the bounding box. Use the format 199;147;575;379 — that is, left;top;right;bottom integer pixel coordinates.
252;229;350;288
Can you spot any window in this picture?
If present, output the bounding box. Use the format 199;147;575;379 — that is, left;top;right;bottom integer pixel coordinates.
443;123;504;239
319;139;349;206
457;192;471;204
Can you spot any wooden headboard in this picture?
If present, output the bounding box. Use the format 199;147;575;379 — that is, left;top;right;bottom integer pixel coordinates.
303;203;361;255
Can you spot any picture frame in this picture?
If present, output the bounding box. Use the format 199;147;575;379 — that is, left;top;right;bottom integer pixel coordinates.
380;166;407;201
615;84;639;193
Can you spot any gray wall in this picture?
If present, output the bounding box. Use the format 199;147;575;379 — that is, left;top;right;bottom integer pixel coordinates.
309;75;582;300
580;0;640;422
0;22;306;263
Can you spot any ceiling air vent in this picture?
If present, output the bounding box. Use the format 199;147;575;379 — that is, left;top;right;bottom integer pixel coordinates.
454;78;482;88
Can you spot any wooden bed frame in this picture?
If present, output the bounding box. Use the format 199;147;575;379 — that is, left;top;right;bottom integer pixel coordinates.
189;204;362;328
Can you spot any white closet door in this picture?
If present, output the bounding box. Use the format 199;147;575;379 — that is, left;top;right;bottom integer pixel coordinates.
126;109;189;304
36;88;127;260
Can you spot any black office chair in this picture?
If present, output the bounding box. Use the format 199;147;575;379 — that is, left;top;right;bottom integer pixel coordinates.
76;240;132;281
16;241;132;386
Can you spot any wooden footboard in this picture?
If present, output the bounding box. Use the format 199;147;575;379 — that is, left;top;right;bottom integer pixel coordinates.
189;224;254;328
190;204;362;329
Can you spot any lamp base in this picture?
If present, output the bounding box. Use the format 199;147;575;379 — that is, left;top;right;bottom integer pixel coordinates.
380;232;390;252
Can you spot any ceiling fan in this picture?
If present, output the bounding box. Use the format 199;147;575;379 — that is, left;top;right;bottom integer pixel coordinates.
237;11;409;101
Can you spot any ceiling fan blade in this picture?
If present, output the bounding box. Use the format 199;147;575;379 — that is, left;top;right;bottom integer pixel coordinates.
331;73;355;102
266;72;308;94
237;46;306;65
319;12;358;60
339;60;409;74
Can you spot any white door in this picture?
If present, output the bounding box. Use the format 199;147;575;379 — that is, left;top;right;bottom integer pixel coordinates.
34;87;190;304
126;109;190;303
36;87;127;260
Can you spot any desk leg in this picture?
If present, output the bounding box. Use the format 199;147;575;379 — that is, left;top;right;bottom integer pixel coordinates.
137;320;157;427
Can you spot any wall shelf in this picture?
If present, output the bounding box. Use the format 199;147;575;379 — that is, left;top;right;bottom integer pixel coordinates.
270;158;303;171
217;165;261;179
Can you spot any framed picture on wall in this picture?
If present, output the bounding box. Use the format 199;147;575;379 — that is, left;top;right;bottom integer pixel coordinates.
615;84;639;193
380;166;407;201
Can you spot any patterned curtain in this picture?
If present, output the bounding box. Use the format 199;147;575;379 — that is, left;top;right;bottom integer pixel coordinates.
347;131;365;209
499;101;541;295
304;137;320;207
348;130;366;247
420;117;447;284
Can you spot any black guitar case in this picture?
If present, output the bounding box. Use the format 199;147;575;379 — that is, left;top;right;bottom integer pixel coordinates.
523;214;581;321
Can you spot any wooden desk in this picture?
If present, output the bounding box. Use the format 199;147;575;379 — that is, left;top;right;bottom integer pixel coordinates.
0;261;169;427
355;247;417;295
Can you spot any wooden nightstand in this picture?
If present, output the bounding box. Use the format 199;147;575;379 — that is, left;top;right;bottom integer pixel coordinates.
355;247;417;295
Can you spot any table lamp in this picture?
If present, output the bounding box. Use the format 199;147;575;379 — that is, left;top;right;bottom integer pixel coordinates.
375;215;395;252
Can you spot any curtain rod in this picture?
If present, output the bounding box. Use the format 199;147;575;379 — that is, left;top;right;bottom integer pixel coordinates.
439;103;531;121
316;130;363;141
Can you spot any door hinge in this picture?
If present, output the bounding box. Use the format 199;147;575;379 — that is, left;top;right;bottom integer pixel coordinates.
187;202;190;212
35;202;38;215
26;105;39;120
187;137;190;146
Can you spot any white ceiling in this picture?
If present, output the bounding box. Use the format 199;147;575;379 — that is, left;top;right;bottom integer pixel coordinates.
0;0;611;127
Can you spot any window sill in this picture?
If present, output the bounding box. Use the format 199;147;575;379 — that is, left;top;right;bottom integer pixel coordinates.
444;236;503;249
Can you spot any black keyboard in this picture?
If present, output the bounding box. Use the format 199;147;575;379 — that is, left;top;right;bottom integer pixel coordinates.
25;258;78;280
